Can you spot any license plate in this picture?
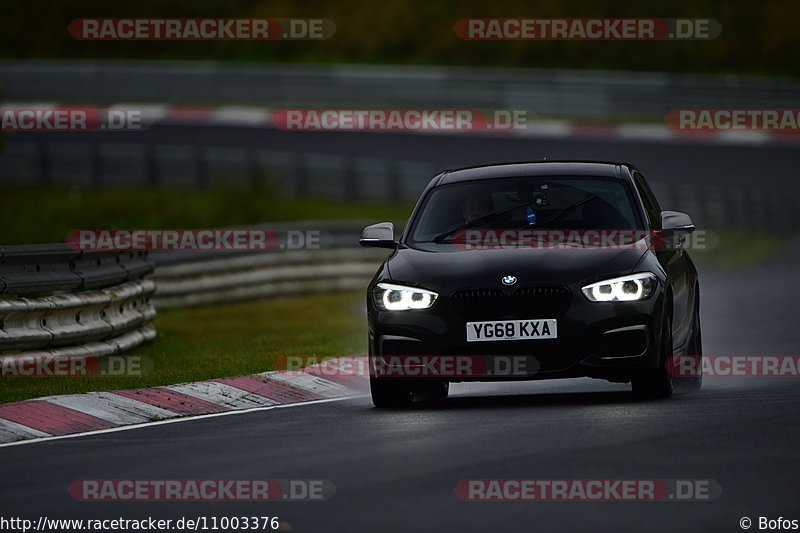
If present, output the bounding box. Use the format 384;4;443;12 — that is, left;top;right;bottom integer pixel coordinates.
466;319;557;342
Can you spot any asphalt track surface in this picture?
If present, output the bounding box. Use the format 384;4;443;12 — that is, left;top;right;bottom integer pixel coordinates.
2;130;799;532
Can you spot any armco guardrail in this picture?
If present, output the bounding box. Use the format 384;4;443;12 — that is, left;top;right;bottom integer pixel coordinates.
2;137;794;234
151;248;385;308
0;222;390;356
148;221;390;308
2;60;799;116
0;246;156;356
1;61;799;235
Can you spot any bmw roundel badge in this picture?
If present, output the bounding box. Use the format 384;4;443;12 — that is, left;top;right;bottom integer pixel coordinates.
502;275;517;286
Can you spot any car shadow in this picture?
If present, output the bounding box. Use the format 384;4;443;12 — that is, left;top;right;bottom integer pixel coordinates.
362;387;677;413
438;390;644;410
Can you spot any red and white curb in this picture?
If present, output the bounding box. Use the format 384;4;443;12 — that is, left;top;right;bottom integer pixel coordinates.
0;358;368;445
4;102;800;146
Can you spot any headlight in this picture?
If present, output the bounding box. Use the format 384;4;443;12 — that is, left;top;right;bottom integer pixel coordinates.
374;283;438;311
581;273;657;302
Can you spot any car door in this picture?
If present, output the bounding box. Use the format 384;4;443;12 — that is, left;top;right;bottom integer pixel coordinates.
632;171;692;349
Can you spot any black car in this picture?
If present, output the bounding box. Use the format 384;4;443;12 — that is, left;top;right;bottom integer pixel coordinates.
360;161;701;407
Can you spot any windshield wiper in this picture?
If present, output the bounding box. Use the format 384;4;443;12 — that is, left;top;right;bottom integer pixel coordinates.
540;194;598;225
429;194;599;243
432;201;532;243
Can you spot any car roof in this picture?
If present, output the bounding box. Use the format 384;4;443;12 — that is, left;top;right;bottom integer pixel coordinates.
435;161;635;186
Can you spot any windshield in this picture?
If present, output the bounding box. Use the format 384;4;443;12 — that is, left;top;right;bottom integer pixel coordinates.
408;176;643;245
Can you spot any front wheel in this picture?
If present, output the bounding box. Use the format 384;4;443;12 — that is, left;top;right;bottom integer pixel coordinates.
676;302;703;391
632;315;674;398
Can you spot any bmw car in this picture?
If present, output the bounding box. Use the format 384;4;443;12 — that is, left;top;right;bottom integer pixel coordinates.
359;161;702;407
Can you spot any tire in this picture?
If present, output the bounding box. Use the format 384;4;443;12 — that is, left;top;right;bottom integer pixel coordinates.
676;300;703;391
632;314;674;398
434;380;450;401
370;376;413;408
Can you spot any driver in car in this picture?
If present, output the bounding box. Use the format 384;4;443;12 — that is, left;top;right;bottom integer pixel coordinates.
462;193;494;224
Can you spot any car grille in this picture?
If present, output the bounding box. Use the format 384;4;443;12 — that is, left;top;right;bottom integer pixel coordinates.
450;286;572;320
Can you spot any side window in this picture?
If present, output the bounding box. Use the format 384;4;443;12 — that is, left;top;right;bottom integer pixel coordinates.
633;171;661;229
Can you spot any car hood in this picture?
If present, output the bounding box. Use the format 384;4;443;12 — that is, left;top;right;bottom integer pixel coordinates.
386;245;648;289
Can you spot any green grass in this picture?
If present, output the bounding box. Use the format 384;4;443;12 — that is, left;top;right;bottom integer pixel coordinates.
3;1;799;77
690;230;786;268
0;187;413;245
0;291;367;404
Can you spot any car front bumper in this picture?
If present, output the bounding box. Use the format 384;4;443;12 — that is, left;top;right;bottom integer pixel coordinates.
368;286;668;382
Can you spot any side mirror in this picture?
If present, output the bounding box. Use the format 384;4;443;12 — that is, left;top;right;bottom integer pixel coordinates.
359;222;397;249
660;211;695;234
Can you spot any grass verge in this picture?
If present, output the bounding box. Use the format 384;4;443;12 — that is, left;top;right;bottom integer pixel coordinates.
692;230;787;268
0;291;367;404
0;187;413;245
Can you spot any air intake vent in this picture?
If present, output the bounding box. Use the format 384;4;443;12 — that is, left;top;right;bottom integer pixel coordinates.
451;286;571;320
